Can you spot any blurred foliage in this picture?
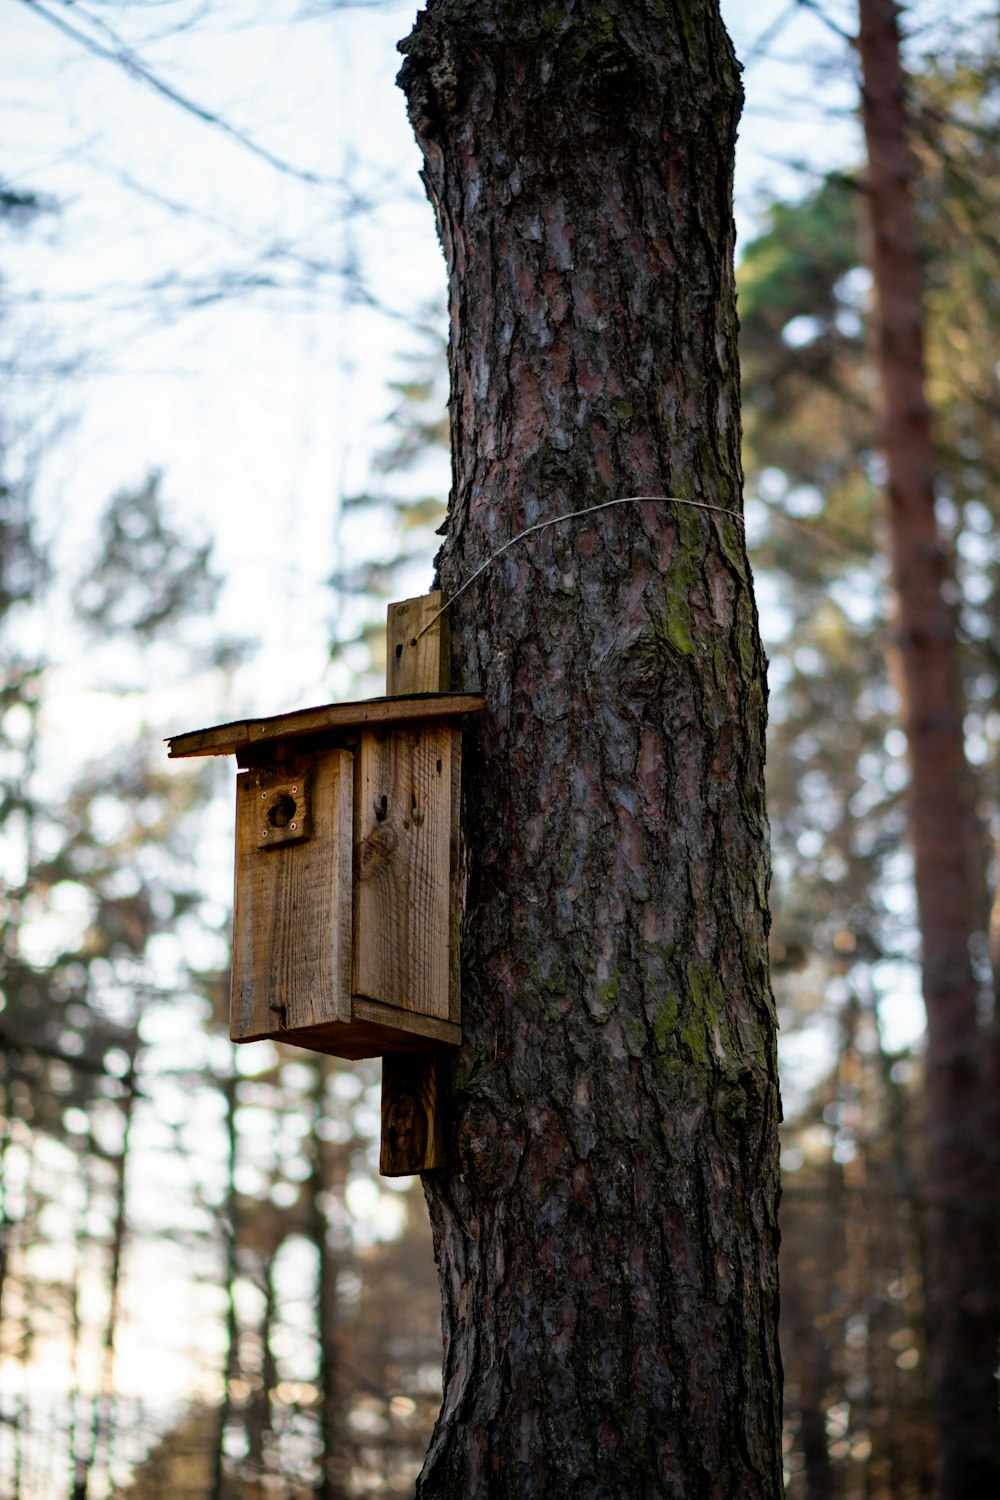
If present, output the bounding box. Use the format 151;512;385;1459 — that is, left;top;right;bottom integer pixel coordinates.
739;29;1000;1495
329;317;448;676
0;204;440;1495
73;472;219;641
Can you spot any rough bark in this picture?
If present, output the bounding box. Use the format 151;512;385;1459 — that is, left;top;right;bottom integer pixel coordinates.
856;1;1000;1492
397;4;781;1495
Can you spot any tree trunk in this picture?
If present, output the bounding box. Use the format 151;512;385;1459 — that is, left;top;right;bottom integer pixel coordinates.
211;1067;240;1500
308;1060;345;1500
244;1251;279;1500
397;4;781;1495
84;1038;139;1498
856;1;1000;1492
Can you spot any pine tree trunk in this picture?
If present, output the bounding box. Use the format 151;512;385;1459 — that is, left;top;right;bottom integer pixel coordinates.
856;1;1000;1491
397;4;781;1495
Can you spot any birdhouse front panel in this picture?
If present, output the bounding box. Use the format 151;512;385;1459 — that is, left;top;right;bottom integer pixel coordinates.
353;724;456;1022
232;750;353;1044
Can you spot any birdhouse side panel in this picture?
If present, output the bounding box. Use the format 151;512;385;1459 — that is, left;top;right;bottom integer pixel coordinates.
353;725;453;1020
231;750;353;1042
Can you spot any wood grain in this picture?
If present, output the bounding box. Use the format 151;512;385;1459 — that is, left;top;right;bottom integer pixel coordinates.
167;690;482;759
269;1003;461;1061
353;724;453;1018
386;592;449;696
380;1051;445;1175
231;751;353;1041
380;593;460;1176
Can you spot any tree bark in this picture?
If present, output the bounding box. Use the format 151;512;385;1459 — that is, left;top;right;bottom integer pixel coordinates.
856;1;1000;1492
397;4;781;1495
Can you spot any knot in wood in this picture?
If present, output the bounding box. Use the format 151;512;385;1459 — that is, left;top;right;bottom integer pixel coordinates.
358;823;399;877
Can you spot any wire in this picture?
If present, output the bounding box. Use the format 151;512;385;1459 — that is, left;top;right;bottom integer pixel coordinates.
415;494;744;640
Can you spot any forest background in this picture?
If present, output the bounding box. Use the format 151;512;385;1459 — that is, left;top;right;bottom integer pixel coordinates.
0;0;997;1496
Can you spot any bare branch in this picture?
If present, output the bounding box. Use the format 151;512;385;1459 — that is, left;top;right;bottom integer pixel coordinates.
18;0;349;200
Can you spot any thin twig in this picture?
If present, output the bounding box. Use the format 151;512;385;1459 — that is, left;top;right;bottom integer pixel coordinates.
19;0;346;197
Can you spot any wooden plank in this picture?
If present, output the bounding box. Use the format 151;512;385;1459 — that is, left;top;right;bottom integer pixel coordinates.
380;592;459;1176
387;592;449;696
167;691;484;760
231;751;353;1042
448;726;462;1024
352;996;460;1048
380;1051;445;1175
353;724;453;1018
261;1004;461;1061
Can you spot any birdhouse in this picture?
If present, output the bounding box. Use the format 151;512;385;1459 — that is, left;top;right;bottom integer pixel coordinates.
167;597;482;1064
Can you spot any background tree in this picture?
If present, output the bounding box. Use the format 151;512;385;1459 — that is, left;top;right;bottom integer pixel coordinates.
856;5;998;1485
737;8;1000;1489
0;140;451;1498
398;2;781;1493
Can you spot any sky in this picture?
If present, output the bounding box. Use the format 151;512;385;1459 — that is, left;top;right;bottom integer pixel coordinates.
1;0;860;724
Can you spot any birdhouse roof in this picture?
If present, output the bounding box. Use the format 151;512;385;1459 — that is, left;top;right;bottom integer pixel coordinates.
166;692;485;759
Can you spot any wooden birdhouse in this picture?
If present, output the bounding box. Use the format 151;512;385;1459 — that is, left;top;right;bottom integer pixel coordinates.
167;595;482;1068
